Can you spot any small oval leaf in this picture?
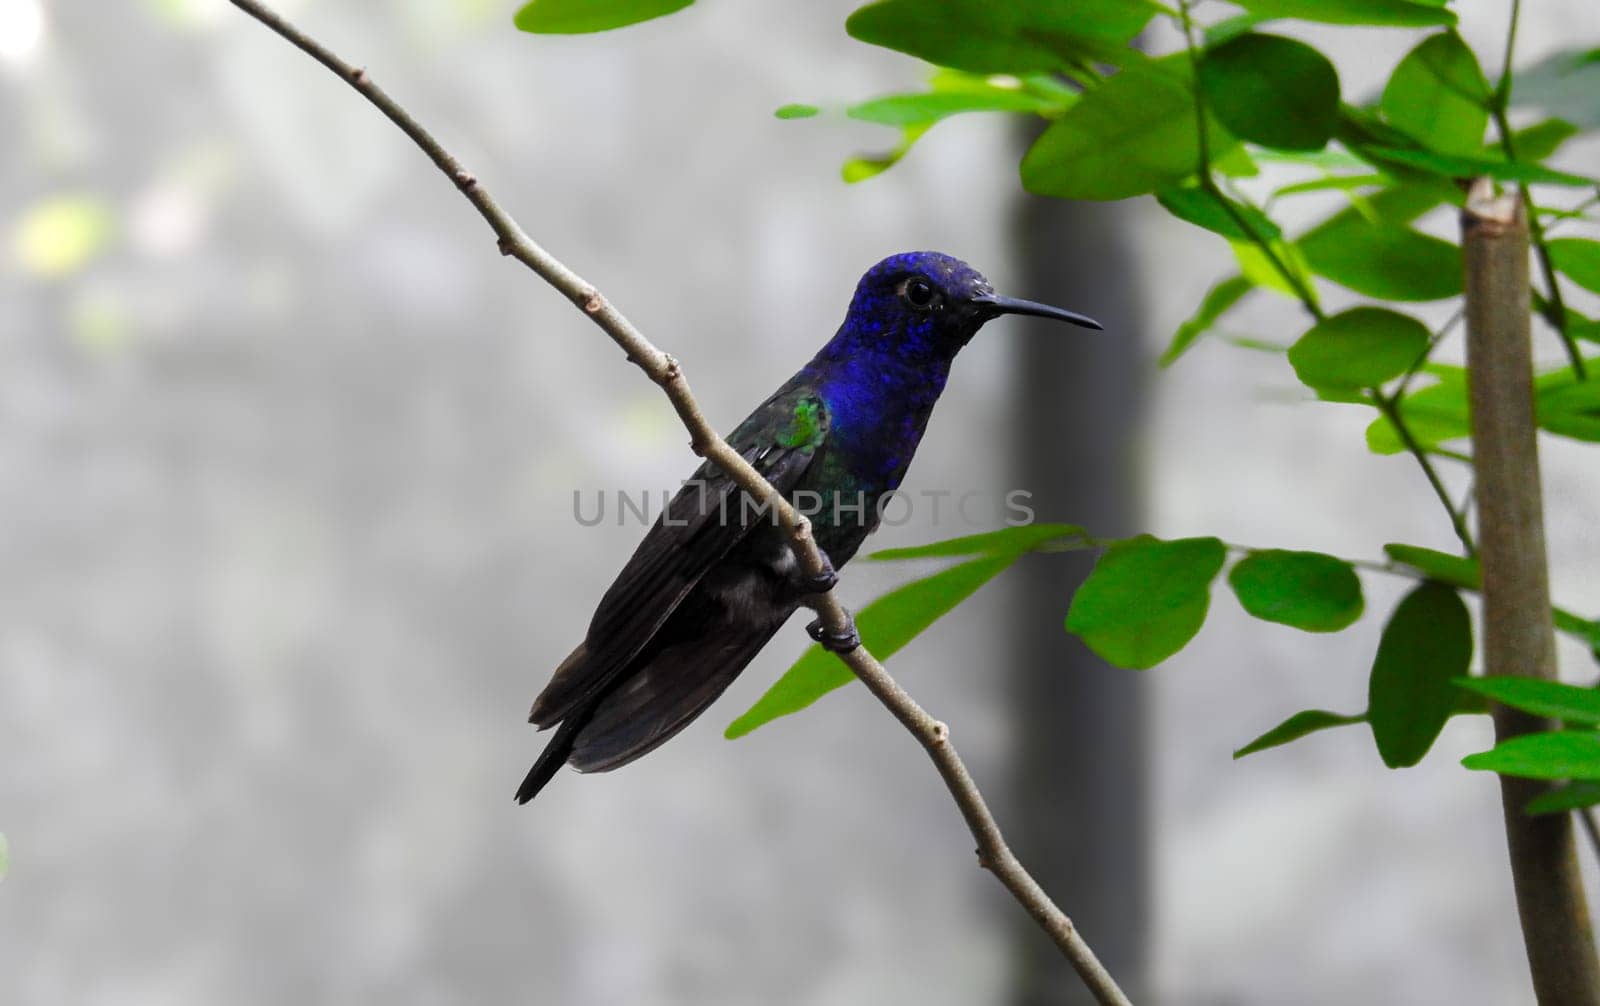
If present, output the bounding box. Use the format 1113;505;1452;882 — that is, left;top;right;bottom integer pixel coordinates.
1229;550;1364;632
1065;536;1227;669
1381;32;1490;156
1368;581;1472;767
1022;65;1213;200
1200;33;1340;151
1301;221;1462;301
845;0;1160;75
514;0;692;33
1289;307;1430;391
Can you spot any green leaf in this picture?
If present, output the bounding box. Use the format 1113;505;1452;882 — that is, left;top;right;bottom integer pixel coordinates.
1065;535;1227;669
1539;376;1600;443
1228;549;1364;632
1200;33;1340;151
1526;781;1600;816
725;552;1018;737
1254;147;1374;171
1383;543;1480;588
843;124;931;183
847;88;1061;127
1288;307;1429;391
1547;238;1600;296
1273;173;1390;198
868;523;1086;561
513;0;691;33
775;104;820;120
1380;32;1490;156
1498;119;1579;162
1160;274;1253;367
1463;731;1600;781
1022;64;1222;200
1455;677;1600;727
1227;0;1455;28
1357;146;1598;188
1300;218;1461;301
1234;709;1367;758
1231;238;1317;302
1368;581;1472;767
1299;182;1450;250
1156;184;1282;242
845;0;1159;75
1383;548;1599;655
1553;609;1600;655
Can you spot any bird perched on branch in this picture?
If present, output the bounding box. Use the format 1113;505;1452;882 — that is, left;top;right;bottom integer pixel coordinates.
516;251;1100;804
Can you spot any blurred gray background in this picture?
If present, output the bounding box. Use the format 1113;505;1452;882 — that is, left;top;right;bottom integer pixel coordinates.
2;1;1598;1003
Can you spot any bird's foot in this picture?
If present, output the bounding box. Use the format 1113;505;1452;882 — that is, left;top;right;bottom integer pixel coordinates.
795;554;839;596
807;610;861;654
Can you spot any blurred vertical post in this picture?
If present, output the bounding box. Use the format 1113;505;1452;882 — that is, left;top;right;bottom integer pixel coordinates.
1008;190;1149;1004
1462;180;1600;1005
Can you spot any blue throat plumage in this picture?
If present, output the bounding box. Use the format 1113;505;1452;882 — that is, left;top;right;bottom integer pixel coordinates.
800;252;981;490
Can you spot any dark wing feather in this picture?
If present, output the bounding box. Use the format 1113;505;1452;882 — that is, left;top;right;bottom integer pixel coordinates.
569;619;786;773
528;386;829;728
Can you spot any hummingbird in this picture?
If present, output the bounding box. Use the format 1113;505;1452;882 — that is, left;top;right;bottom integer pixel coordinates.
516;251;1100;804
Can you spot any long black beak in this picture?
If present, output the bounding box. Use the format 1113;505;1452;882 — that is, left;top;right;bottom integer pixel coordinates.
974;293;1103;330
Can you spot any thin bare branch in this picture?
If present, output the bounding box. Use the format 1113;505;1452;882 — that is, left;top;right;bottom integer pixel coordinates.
224;3;1132;1003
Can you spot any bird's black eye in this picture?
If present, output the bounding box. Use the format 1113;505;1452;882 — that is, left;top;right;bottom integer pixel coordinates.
901;277;938;310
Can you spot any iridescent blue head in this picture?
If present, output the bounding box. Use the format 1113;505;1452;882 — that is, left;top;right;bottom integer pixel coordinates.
803;252;1102;489
827;251;1101;364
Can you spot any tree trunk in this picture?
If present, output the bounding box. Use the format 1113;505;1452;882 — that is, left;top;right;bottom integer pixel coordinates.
1010;192;1149;1005
1463;180;1600;1006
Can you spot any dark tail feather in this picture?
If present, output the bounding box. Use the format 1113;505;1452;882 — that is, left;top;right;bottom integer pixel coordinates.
571;623;781;773
516;619;783;803
514;707;590;805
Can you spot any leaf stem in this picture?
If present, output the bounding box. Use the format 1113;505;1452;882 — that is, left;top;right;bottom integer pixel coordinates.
1371;391;1478;557
1396;310;1464;399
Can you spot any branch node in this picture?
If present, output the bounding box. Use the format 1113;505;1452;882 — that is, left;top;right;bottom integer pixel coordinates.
929;721;949;745
583;291;606;316
454;169;478;191
660;352;682;380
496;237;513;257
350;66;367;84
